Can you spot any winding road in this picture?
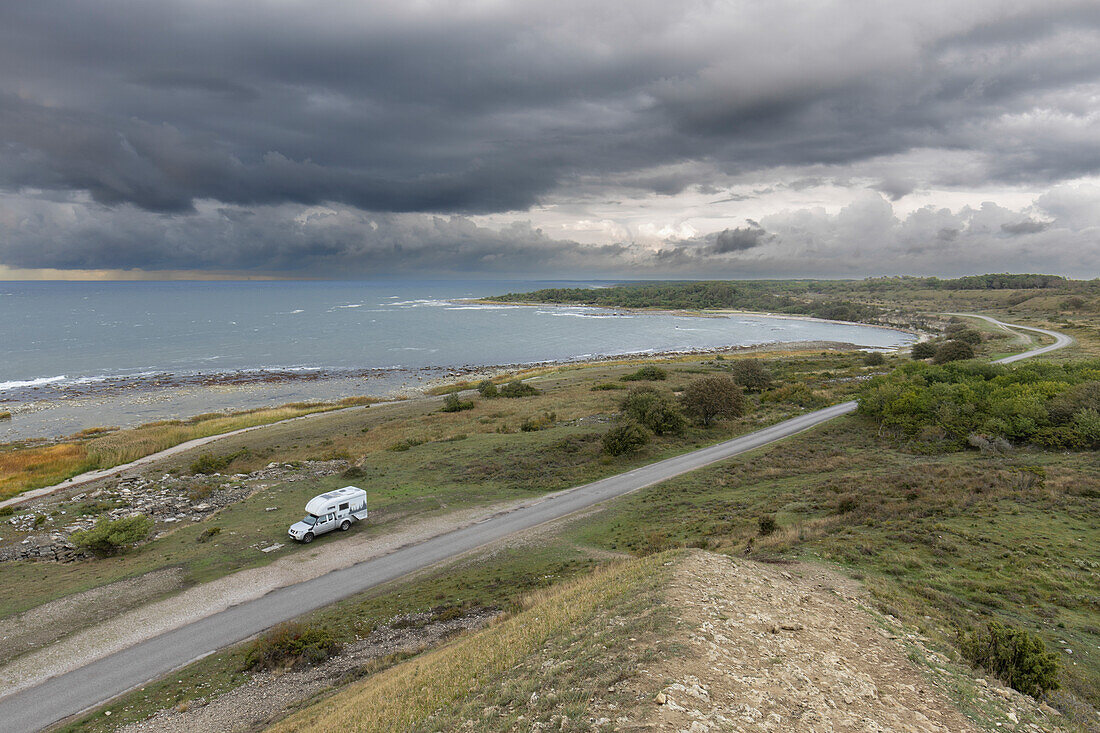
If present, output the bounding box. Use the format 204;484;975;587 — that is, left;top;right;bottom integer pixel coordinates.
0;316;1072;733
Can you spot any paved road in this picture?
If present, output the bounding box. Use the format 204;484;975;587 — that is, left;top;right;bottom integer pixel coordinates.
0;317;1071;732
951;314;1075;364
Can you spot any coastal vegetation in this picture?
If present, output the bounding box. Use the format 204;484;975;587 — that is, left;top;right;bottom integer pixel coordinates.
0;398;376;502
858;360;1100;450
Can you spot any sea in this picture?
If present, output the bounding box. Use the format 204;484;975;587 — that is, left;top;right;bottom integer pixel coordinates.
0;280;913;440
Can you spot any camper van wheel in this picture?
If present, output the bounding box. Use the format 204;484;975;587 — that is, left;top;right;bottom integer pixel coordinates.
302;532;314;544
340;519;352;531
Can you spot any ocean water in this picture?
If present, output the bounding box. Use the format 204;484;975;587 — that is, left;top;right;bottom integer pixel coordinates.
0;280;912;439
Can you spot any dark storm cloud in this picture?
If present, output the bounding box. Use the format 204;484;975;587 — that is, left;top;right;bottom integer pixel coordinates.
710;226;770;253
1;0;1100;274
1001;219;1051;235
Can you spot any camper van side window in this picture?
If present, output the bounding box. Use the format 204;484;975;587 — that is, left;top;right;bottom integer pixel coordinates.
339;503;349;511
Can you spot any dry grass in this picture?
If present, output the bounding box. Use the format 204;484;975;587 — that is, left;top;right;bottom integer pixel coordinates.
271;552;674;732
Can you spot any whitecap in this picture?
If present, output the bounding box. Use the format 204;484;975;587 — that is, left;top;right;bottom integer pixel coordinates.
0;375;67;392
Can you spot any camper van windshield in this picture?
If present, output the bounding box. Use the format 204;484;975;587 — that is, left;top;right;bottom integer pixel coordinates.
301;515;319;526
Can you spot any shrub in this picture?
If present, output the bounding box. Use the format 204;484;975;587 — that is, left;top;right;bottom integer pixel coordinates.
950;328;983;345
190;448;250;475
243;622;342;672
342;466;367;479
477;380;499;398
933;340;975;364
441;393;474;412
499;380;539;398
620;387;685;435
520;412;556;432
959;620;1059;697
196;526;222;543
760;382;827;408
620;365;668;382
71;515;153;557
910;341;937;360
725;360;774;392
0;411;11;421
601;421;650;455
758;515;778;536
863;352;886;366
681;376;747;425
591;382;627;391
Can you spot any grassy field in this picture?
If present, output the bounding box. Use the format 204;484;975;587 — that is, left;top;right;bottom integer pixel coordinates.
0;351;878;617
0;398;376;501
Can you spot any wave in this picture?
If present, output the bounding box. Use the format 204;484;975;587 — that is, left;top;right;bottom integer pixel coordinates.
536;310;629;319
0;375;68;392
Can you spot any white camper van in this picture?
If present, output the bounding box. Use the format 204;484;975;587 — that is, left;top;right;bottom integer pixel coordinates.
288;486;368;543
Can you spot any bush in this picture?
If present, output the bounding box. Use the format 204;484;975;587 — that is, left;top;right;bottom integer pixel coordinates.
959;620;1059;697
758;515;778;536
910;341;937;360
499;380;539;398
601;421;650;455
441;393;474;412
681;376;747;425
190;448;250;474
0;411;11;421
342;466;367;479
863;352;886;366
620;365;668;382
949;328;983;345
620;387;686;435
520;412;556;432
477;380;499;398
243;622;342;672
591;382;627;391
933;340;975;364
725;359;774;392
196;526;222;543
71;515;153;557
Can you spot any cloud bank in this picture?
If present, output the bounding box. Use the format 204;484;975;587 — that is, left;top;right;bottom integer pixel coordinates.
1;0;1099;277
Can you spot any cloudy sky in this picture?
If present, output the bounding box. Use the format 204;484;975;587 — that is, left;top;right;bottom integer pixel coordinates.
2;0;1099;279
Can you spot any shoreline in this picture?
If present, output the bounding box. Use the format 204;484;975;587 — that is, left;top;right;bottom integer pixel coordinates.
2;335;903;447
467;298;924;338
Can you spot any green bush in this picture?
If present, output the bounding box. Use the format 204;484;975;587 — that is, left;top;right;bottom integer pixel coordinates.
441;393;474;412
910;341;937;360
0;411;11;421
620;387;686;435
858;359;1100;450
196;526;222;543
933;340;975;364
499;380;539;398
243;622;342;672
760;382;828;409
863;352;886;366
477;380;499;398
71;515;153;557
591;382;628;391
682;375;747;425
725;359;774;392
758;515;778;536
959;620;1059;697
620;365;668;382
601;421;651;455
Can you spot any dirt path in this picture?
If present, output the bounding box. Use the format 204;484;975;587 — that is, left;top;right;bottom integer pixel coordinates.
613;551;1060;732
0;499;518;698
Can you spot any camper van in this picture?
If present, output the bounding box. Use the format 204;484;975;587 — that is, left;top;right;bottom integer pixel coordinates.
288;486;368;543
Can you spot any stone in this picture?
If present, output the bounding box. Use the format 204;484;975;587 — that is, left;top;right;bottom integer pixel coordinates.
655;692;667;705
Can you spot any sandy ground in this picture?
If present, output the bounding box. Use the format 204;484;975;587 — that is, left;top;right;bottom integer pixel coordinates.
0;498;527;697
609;551;1063;732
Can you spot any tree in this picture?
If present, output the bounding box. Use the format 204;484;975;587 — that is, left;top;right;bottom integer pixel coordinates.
933;340;975;363
681;375;746;425
726;359;774;391
601;421;650;455
911;341;937;359
620;387;685;435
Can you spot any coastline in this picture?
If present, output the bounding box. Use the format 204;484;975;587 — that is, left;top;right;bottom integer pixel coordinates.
467;298;924;338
